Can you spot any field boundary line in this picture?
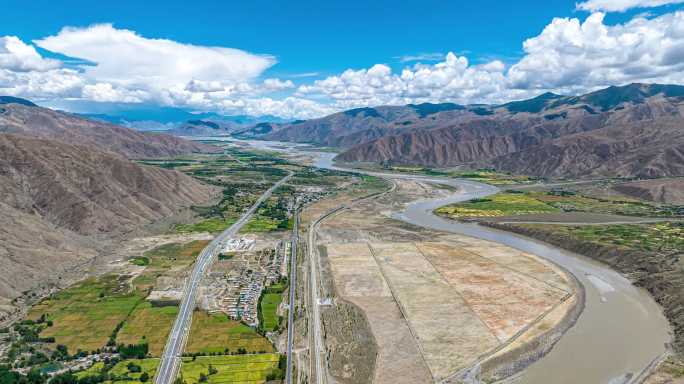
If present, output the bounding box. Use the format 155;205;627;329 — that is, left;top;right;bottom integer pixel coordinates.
366;242;435;382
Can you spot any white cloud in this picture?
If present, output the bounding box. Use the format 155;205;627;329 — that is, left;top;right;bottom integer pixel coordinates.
0;36;60;72
508;11;684;89
297;53;510;108
82;82;147;103
4;9;684;119
298;10;684;112
396;52;445;62
576;0;684;12
35;24;275;90
262;78;295;91
217;97;335;119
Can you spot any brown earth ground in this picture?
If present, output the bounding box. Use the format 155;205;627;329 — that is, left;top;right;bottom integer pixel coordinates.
302;179;578;383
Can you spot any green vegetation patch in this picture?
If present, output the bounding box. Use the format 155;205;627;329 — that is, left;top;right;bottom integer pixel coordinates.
175;217;237;234
186;312;274;355
76;358;159;383
436;192;559;218
27;277;145;353
180;354;284;384
523;222;684;253
258;292;283;332
116;302;179;356
437;190;684;219
25;240;206;354
129;257;149;266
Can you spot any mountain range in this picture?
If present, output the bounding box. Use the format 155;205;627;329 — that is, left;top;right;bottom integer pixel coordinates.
240;83;684;179
0;98;219;314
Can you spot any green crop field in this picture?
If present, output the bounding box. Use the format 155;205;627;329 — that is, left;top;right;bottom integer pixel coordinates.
258;293;282;332
27;276;145;353
437;190;683;219
116;302;179;356
240;216;281;233
186;312;274;354
180;354;283;384
175;217;238;234
523;222;684;253
26;241;207;353
77;354;283;384
436;192;559;218
76;358;159;383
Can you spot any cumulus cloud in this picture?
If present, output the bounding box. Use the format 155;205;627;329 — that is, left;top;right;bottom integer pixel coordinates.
576;0;684;12
4;9;684;119
35;24;274;90
0;36;60;72
508;11;684;89
297;53;511;108
299;10;684;112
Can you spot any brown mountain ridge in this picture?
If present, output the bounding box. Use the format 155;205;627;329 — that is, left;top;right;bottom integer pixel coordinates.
0;98;219;318
240;83;684;179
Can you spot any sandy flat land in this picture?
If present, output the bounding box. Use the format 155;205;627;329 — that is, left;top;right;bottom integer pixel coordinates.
314;178;577;382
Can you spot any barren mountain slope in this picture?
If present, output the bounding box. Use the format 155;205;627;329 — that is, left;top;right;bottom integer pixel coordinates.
336;84;684;178
0;102;218;158
612;179;684;204
0;134;220;312
0;134;218;235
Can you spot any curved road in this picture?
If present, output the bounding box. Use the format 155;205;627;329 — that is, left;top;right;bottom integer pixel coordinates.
155;173;293;384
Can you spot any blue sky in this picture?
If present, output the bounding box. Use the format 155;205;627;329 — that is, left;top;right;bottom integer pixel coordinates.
1;0;684;118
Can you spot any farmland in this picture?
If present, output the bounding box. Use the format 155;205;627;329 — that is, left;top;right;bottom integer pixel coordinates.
258;284;285;332
436;190;684;219
27;276;145;353
519;221;684;253
115;303;179;356
180;354;283;383
185;312;274;355
74;354;283;384
23;239;208;354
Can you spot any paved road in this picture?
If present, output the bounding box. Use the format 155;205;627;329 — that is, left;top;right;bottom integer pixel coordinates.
285;208;299;384
155;173;293;384
305;181;397;383
307;208;338;384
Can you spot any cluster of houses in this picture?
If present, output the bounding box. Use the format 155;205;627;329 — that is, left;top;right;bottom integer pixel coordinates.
201;238;288;328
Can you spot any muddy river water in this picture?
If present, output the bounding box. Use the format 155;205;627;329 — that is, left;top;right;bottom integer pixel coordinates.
210;138;671;384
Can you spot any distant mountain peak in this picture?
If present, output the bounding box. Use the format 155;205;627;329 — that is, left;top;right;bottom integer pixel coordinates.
0;96;37;107
408;102;465;117
501;91;563;113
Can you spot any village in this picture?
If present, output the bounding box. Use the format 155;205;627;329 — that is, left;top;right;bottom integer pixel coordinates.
199;237;289;328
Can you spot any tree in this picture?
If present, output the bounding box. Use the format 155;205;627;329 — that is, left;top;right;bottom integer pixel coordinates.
139;373;149;383
208;365;217;375
198;373;208;383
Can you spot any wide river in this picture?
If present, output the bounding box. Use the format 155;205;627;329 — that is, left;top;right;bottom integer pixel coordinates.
204;137;671;384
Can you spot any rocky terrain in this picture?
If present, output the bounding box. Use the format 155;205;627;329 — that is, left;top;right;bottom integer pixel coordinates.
0;134;219;308
252;83;684;179
613;178;684;205
0;97;222;319
0;99;218;158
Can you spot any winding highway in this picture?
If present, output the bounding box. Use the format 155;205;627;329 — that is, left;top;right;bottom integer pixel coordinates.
154;173;293;384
